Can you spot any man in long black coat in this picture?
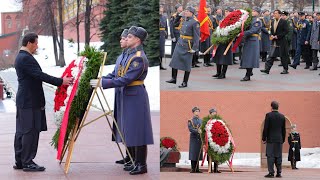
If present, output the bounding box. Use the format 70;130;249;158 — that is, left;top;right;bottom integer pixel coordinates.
261;10;290;74
262;101;286;178
14;32;72;171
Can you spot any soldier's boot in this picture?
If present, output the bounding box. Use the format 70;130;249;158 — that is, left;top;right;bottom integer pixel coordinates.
116;148;130;164
293;160;298;170
241;68;251;81
160;57;166;70
124;147;136;171
190;161;196;173
124;147;135;167
291;160;294;169
178;71;190;88
195;161;202;173
130;145;148;175
205;54;214;66
166;68;177;84
310;63;318;71
214;163;221;173
212;64;222;77
217;65;227;79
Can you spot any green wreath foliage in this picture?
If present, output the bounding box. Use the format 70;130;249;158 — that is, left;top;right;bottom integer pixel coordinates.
200;114;234;164
51;46;103;149
211;8;253;45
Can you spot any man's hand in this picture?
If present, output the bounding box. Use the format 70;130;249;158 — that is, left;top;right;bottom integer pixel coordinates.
172;38;176;42
262;140;266;144
305;41;309;45
62;77;74;85
90;79;102;88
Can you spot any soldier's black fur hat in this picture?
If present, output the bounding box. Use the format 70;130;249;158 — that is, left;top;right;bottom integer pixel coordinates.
128;26;148;42
192;107;200;113
121;29;129;38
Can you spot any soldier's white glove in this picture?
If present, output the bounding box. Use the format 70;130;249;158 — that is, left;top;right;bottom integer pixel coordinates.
189;49;196;53
172;38;176;42
198;129;202;134
90;79;102;88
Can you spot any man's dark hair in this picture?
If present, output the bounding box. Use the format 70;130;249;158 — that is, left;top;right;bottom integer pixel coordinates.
22;32;38;46
271;101;279;110
274;9;281;14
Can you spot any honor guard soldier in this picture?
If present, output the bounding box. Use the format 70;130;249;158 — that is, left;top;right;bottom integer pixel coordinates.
166;6;200;88
188;107;203;173
160;5;168;70
170;4;183;55
90;26;154;175
212;7;234;79
290;12;312;69
240;6;262;81
261;10;290;74
201;5;218;67
288;124;301;170
260;9;271;62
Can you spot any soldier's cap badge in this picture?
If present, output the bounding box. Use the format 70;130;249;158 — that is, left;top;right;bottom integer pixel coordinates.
133;61;139;68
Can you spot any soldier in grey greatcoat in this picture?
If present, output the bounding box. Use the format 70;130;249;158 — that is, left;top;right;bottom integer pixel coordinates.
170;4;183;55
260;9;271;62
188;107;203;173
212;7;234;79
166;6;200;88
240;7;262;81
160;5;168;70
309;12;320;70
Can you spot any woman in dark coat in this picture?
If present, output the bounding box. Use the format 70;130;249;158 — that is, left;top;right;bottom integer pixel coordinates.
288;124;301;169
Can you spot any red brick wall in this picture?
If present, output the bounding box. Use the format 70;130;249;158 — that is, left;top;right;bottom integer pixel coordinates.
160;91;320;152
1;12;24;35
0;32;20;68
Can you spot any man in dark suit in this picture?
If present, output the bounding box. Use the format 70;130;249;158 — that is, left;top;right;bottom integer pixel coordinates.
262;101;286;178
14;32;73;171
261;10;290;74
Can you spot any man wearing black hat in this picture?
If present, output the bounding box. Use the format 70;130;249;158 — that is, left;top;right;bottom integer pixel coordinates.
290;12;312;69
160;5;168;70
90;26;154;175
261;10;290;74
170;4;183;55
262;101;286;178
260;10;271;62
188;107;203;173
240;6;262;81
166;6;200;88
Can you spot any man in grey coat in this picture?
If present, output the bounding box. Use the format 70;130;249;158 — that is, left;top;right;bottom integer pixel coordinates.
240;7;262;81
260;10;271;62
188;107;203;173
309;12;320;70
166;6;200;88
262;101;286;178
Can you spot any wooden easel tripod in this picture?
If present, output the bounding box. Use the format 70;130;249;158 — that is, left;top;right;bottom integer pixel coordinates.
59;53;134;173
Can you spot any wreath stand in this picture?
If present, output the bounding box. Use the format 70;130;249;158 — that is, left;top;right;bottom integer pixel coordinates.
59;52;134;173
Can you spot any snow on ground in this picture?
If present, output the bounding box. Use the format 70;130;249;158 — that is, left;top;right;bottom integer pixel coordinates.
177;147;320;168
4;35;160;111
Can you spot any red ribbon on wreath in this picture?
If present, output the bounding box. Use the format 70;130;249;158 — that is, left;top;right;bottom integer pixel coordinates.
231;14;249;53
57;57;85;160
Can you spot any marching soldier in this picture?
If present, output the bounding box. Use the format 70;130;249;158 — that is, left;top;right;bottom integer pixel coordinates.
90;26;154;175
170;4;183;55
160;5;168;70
280;11;293;65
188;107;203;173
261;10;290;74
309;12;320;70
290;12;312;69
290;13;298;61
260;9;271;62
288;124;301;170
201;5;218;67
212;7;234;79
240;7;262;81
166;6;200;88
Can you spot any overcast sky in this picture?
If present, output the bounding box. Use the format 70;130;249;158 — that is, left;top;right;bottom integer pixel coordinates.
0;0;22;13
